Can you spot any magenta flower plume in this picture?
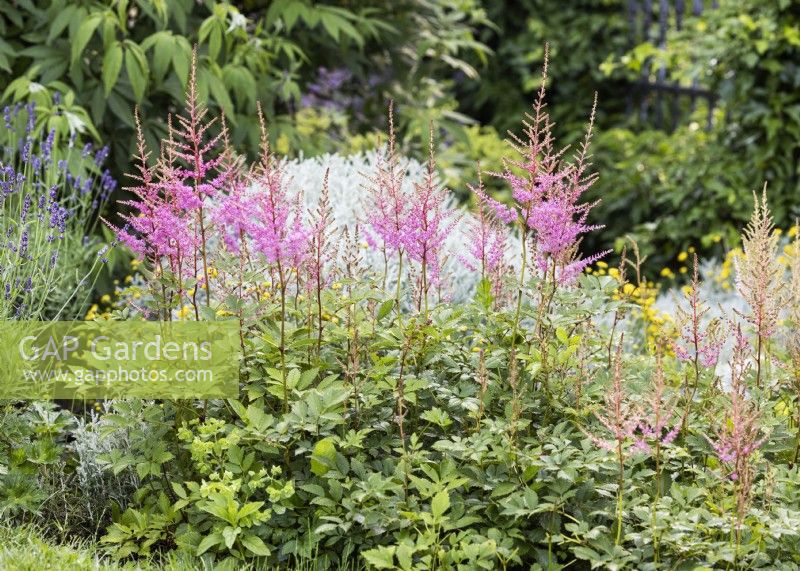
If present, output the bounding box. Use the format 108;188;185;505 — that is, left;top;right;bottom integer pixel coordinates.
167;49;228;205
363;101;411;255
464;170;508;286
107;48;234;299
106;110;197;280
245;106;308;269
491;46;609;285
403;126;459;288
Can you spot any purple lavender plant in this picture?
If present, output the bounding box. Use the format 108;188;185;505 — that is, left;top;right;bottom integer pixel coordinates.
0;95;115;320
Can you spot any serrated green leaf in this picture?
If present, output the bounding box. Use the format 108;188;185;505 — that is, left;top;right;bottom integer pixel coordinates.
431;490;450;519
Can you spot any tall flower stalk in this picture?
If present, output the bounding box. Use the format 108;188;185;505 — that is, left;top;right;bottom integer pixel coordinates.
364;101;409;307
246;106;308;413
673;254;723;429
307;168;337;356
708;324;766;558
404;125;457;318
734;188;782;389
490;46;609;358
584;336;639;545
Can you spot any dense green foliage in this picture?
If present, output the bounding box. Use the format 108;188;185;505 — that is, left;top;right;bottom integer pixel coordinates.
587;0;800;271
0;0;489;176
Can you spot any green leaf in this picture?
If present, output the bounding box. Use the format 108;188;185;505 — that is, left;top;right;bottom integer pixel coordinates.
431;490;450;519
376;299;395;321
48;5;77;43
362;546;396;569
236;501;265;521
222;526;240;550
172;38;191;88
310;437;337;476
102;42;123;95
71;14;102;65
171;482;187;499
196;532;222;556
241;534;271;557
124;44;149;102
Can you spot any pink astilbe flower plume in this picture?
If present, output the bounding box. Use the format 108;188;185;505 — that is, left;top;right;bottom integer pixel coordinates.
490;45;609;286
708;324;766;480
363;101;411;256
105;110;196;282
106;49;237;318
672;255;724;370
404;124;460;300
464;168;508;278
463;167;510;301
584;336;641;454
168;47;228;205
246;104;308;268
707;323;766;542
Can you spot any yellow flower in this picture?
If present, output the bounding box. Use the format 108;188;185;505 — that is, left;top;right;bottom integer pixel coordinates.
688;246;696;253
100;294;111;304
608;267;620;279
659;267;674;278
176;305;193;319
677;251;688;262
208;266;219;279
622;283;636;296
124;275;133;284
679;266;688;274
789;226;798;238
596;261;608;269
332;282;343;290
85;304;99;321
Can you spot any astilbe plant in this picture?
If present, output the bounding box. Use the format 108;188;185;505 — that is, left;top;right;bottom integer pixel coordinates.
463;168;510;304
672;254;723;427
484;46;610;373
363;101;411;294
734;188;782;389
110;52;232;320
1;99;114;320
584;337;640;545
633;347;680;562
404;126;459;315
708;323;766;554
306;168;338;356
